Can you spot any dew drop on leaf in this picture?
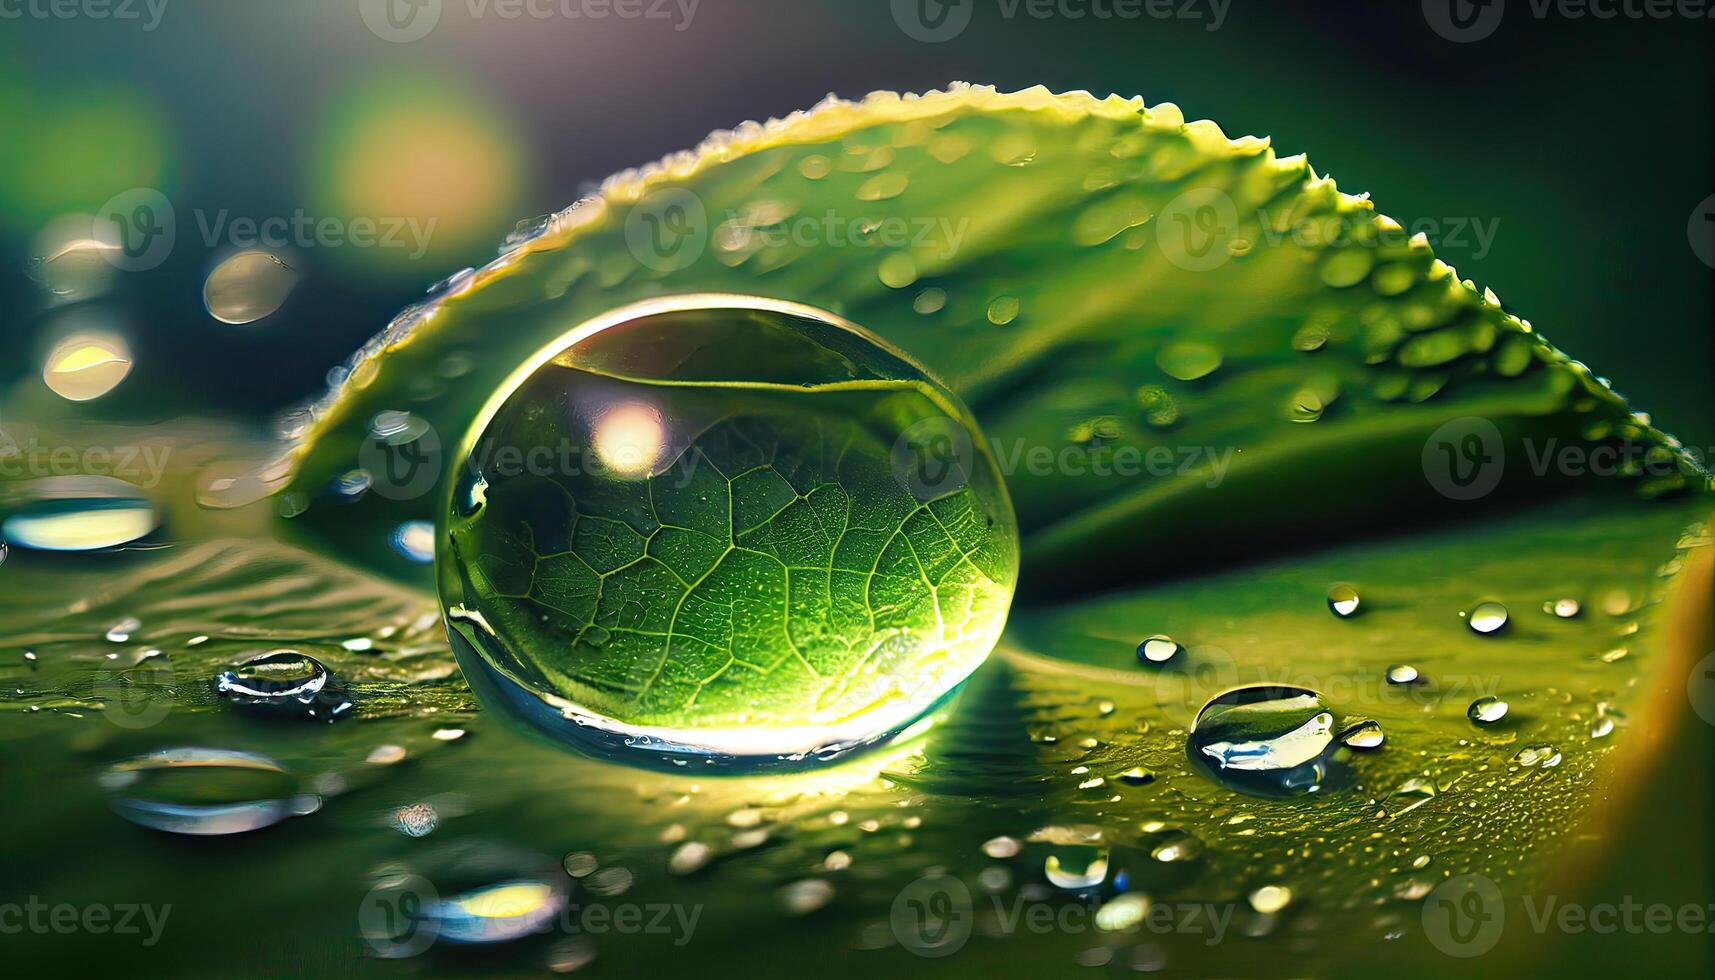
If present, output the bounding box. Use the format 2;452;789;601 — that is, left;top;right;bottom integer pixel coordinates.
1187;685;1343;797
1468;696;1510;725
1466;601;1510;634
1135;634;1183;665
1326;583;1361;618
438;297;1018;769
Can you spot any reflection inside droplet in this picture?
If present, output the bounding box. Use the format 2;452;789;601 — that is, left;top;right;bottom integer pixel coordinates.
590;401;666;479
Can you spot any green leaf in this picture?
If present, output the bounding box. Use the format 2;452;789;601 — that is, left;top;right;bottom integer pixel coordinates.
275;85;1704;594
2;87;1711;975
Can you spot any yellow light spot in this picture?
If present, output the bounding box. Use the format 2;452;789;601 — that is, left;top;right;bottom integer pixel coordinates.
593;402;666;479
44;331;132;401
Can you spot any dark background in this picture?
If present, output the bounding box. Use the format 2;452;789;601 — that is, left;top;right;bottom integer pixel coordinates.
2;0;1710;448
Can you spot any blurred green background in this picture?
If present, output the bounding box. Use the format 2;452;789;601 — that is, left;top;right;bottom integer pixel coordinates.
1;0;1709;452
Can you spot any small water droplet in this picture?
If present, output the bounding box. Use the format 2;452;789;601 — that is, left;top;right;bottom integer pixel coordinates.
1095;893;1151;932
1188;685;1342;797
982;835;1021;859
668;841;712;875
391;521;435;563
1340;719;1384;750
1148;829;1203;863
585;866;633;897
105;617;141;643
1545;598;1582;619
1468;696;1509;725
780;879;835;915
1156;342;1222;382
1467;601;1509;635
563;851;599;878
987;295;1021;326
1327;584;1361;618
1044;847;1110;889
1385;664;1421;685
1136;635;1183;666
1512;744;1561;768
1117;766;1155;786
1249;885;1293;914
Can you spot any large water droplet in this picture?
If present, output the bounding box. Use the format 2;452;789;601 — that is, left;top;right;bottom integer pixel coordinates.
1188;685;1344;797
1466;601;1510;635
438;296;1018;770
99;748;320;836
